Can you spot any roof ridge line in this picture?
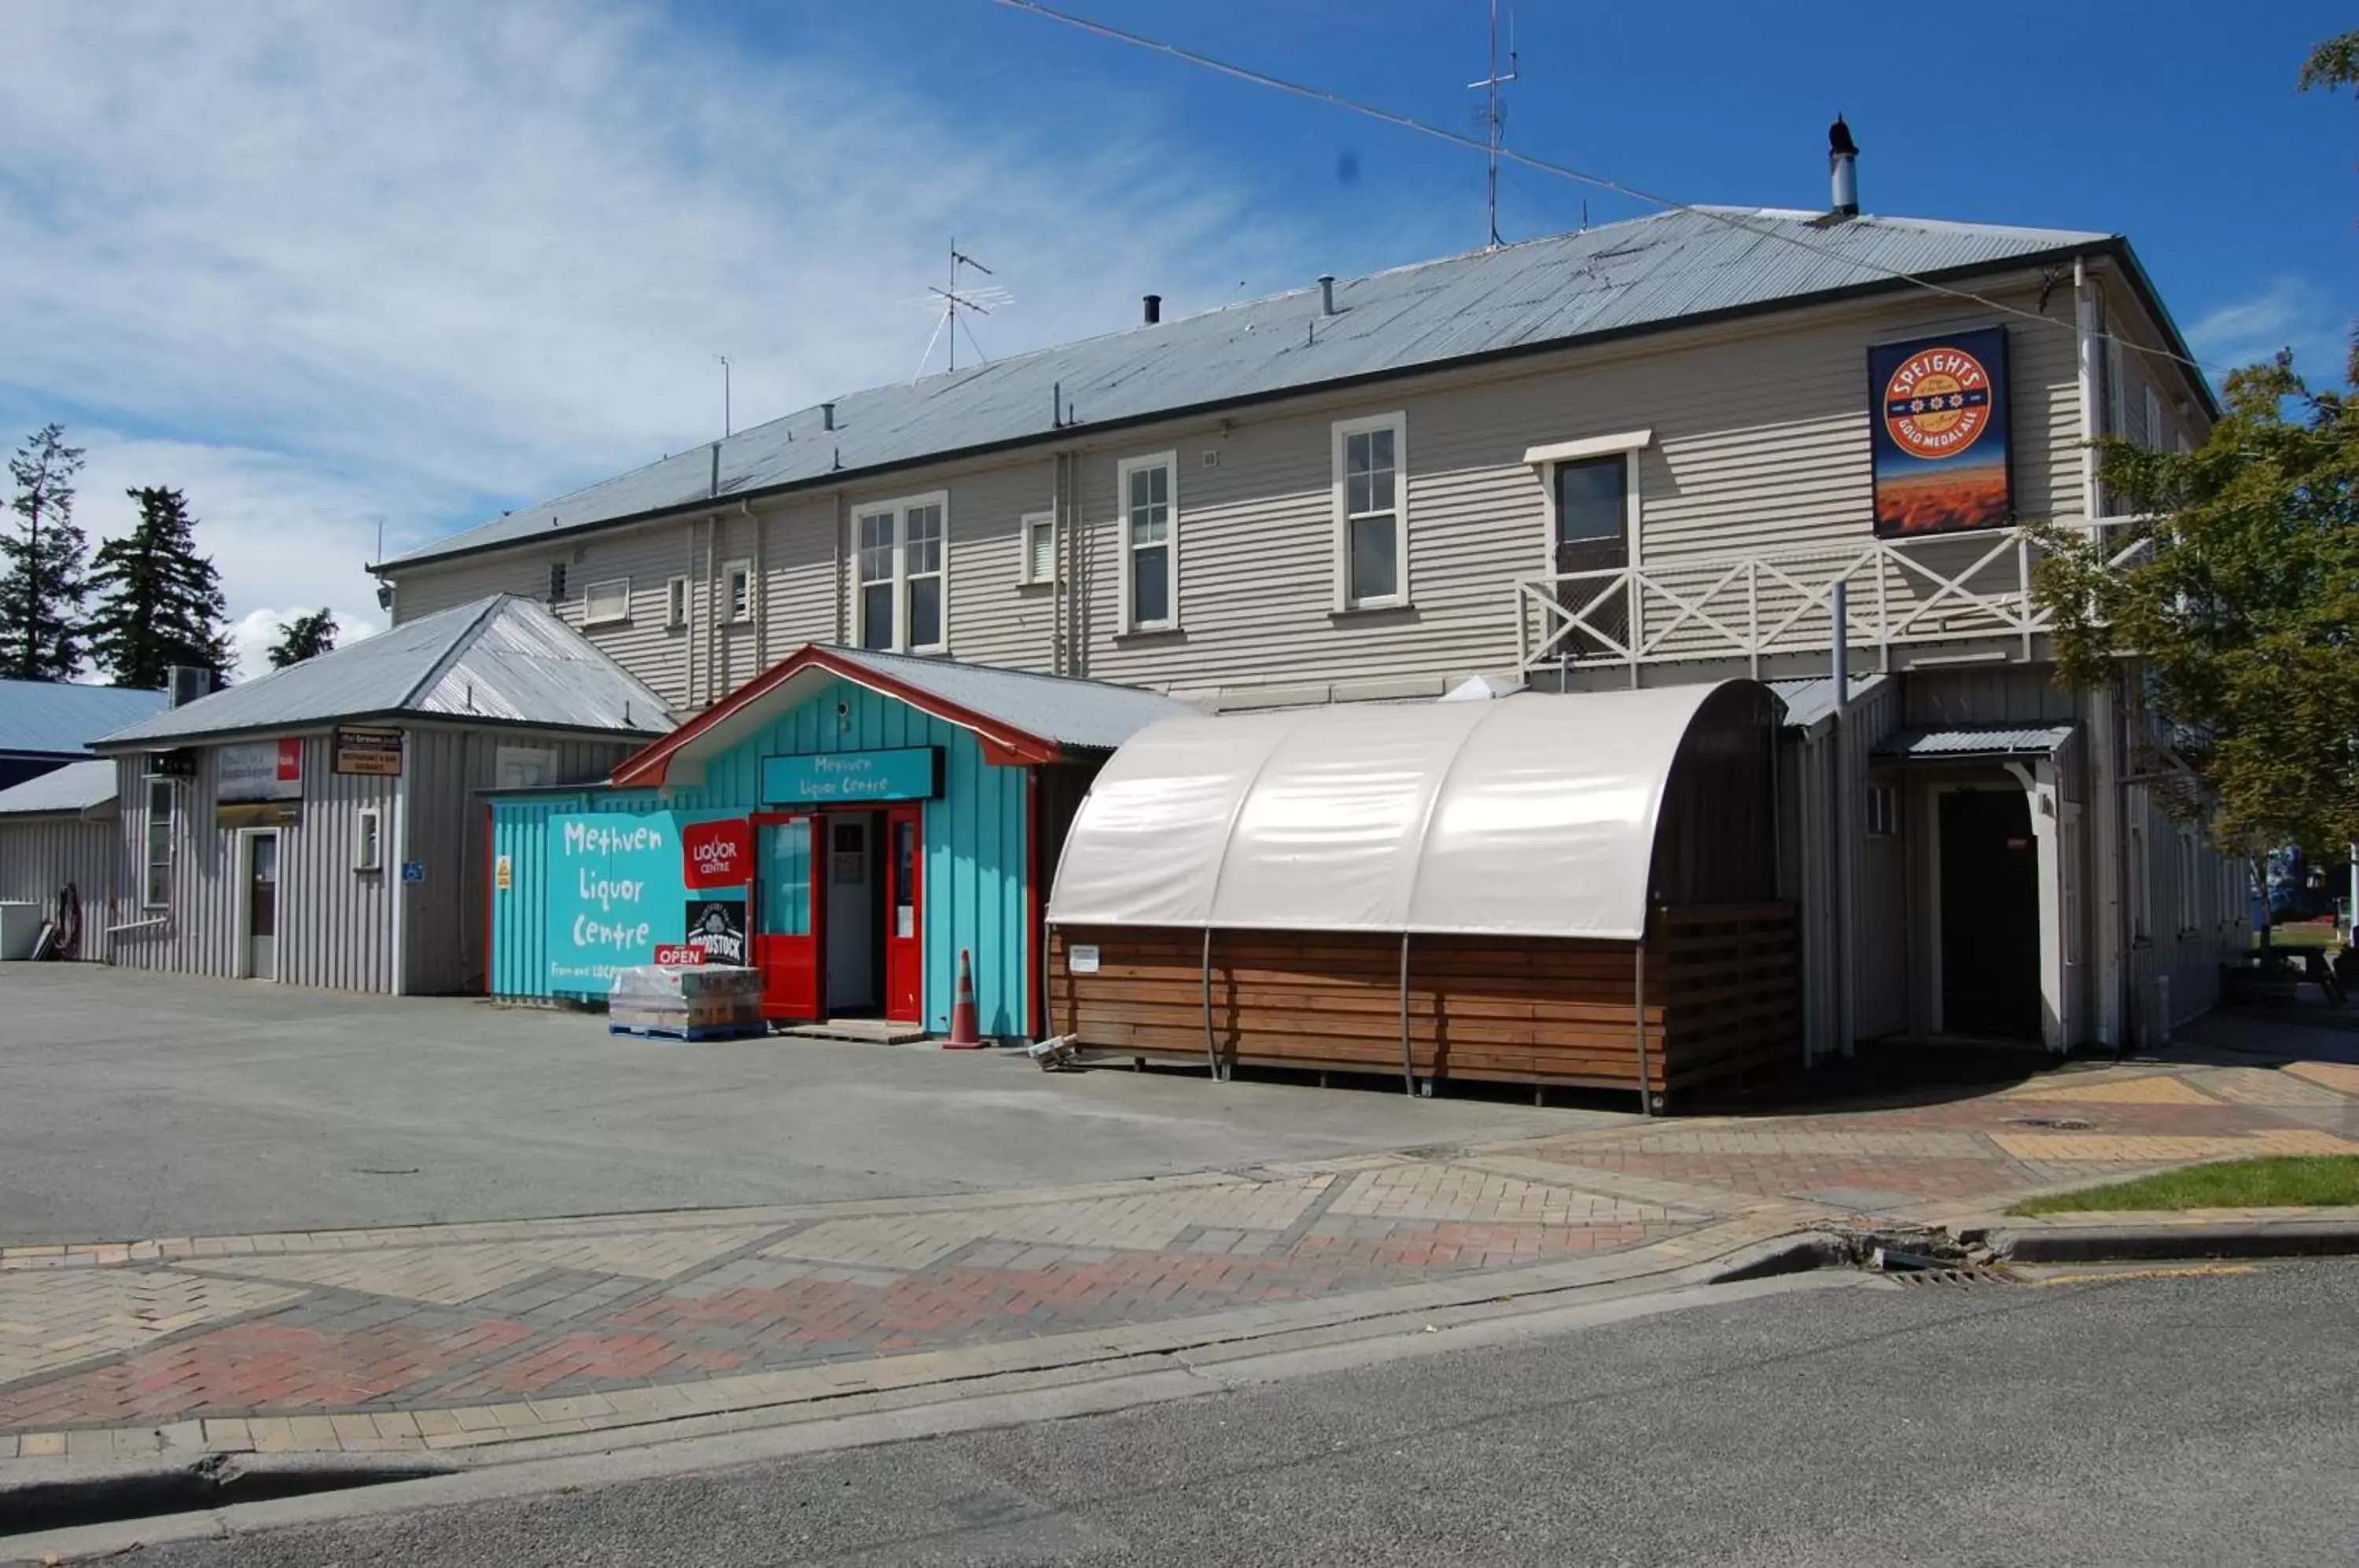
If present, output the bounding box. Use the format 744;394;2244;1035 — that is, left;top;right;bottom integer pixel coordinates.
396;594;511;713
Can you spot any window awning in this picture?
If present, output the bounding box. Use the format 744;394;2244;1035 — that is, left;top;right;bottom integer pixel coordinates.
1873;725;2075;763
1047;681;1770;943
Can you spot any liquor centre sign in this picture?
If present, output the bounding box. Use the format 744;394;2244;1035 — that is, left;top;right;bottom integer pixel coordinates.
760;745;941;805
543;811;757;992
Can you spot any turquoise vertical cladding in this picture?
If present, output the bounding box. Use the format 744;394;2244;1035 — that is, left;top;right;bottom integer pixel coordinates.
488;790;666;999
664;675;1031;1036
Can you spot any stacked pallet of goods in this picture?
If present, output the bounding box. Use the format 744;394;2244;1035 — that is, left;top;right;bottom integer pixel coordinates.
608;963;767;1040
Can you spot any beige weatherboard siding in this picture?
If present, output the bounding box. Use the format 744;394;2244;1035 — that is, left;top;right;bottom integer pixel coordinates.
382;262;2179;706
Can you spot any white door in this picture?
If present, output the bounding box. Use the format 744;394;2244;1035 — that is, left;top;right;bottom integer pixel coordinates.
824;815;876;1010
245;830;281;981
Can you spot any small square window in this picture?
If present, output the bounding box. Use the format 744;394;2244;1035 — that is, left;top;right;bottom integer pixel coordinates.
355;808;383;871
547;561;569;605
582;577;630;626
666;576;689;628
723;560;754;624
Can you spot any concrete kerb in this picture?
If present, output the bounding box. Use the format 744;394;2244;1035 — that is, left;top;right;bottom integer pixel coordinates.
0;1271;1871;1566
1988;1207;2359;1264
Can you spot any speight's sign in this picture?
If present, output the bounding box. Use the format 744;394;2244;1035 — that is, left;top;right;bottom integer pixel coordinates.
1868;326;2013;539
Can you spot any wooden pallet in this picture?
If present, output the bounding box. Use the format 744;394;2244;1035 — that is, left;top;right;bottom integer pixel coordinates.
607;1019;771;1042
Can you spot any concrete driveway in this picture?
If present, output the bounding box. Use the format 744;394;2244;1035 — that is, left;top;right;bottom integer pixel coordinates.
2;966;1606;1242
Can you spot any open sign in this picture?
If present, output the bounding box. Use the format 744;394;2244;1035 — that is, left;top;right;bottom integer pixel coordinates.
654;944;706;966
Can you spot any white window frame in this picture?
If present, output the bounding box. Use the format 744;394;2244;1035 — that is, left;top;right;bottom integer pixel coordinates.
723;558;754;624
848;491;951;654
1330;414;1408;611
1528;430;1649;573
1116;452;1180;632
665;575;689;629
355;808;384;872
1018;511;1058;587
143;775;175;909
581;576;631;627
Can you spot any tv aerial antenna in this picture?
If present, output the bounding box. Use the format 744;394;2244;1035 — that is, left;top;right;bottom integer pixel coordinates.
911;239;1013;382
1468;0;1519;249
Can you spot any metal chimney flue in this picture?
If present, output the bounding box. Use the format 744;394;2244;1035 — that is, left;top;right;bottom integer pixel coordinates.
1317;275;1338;316
1828;116;1860;218
821;402;837;432
1143;293;1161;326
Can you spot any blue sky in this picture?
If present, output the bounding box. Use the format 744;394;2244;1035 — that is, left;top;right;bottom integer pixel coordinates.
2;1;2351;675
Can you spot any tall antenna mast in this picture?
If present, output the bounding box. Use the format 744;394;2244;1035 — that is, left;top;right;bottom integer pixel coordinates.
712;354;731;437
911;238;1014;383
1467;0;1518;249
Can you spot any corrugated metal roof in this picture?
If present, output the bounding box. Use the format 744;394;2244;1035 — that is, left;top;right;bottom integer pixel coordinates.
0;759;117;815
0;679;169;758
824;646;1194;752
94;596;677;747
386;208;2112;569
1875;724;2076;760
1768;674;1892;730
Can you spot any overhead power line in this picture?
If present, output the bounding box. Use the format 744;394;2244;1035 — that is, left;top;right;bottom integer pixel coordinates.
990;0;2221;384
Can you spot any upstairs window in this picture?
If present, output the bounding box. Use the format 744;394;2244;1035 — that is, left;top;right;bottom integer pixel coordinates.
666;576;688;629
1020;512;1057;586
582;577;630;627
724;560;754;624
1117;454;1177;631
1333;414;1407;609
852;494;951;653
546;561;569;605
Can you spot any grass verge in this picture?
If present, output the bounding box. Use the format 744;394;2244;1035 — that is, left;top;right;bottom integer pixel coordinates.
2011;1155;2359;1216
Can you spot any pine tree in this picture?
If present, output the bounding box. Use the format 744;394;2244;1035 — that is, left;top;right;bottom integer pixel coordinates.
86;487;233;690
267;608;338;668
2;424;90;681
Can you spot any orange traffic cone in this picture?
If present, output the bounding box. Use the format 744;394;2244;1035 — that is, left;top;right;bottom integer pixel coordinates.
945;948;984;1047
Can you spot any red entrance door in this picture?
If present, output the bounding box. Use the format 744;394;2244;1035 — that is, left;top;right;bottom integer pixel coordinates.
753;814;820;1021
882;805;923;1022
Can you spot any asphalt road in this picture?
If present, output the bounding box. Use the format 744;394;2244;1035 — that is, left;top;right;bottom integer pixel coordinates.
90;1259;2359;1566
2;966;1590;1242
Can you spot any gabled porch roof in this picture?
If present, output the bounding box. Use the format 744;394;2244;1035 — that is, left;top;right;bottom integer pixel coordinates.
609;646;1195;787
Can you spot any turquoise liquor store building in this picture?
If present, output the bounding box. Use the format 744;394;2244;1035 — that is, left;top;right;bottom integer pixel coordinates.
488;646;1190;1039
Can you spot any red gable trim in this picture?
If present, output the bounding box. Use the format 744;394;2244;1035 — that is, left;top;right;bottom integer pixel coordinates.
610;646;1062;787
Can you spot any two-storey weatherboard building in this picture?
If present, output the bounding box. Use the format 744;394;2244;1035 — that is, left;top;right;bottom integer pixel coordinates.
375;145;2245;1063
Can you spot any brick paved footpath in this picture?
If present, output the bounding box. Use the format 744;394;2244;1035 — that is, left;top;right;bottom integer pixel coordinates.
2;1054;2352;1465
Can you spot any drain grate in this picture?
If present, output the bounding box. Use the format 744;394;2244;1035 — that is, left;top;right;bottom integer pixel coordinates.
2005;1115;2096;1131
1889;1265;2020;1288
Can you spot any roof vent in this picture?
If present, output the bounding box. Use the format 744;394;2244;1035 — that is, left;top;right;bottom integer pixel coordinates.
1317;274;1338;316
1143;293;1161;326
821;402;837;432
1828;116;1859;219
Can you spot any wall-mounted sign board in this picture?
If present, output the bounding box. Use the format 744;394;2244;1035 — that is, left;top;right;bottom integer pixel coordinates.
760;746;942;806
216;738;303;827
334;727;403;775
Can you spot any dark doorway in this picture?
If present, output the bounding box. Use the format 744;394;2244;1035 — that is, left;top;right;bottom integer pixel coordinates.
1551;455;1630;657
1938;787;2041;1040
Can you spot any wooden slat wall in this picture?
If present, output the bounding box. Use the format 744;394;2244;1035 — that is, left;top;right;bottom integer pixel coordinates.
1051;904;1798;1102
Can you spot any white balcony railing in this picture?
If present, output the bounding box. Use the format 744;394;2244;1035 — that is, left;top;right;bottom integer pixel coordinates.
1514;520;2151;677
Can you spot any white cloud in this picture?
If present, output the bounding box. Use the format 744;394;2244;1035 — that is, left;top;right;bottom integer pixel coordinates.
228;607;385;685
1;0;1307;639
2185;279;2350;383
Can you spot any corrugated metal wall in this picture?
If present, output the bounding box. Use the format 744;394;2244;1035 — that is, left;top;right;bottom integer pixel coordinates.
1780;678;1905;1062
106;728;642;995
108;737;400;988
0;813;117;956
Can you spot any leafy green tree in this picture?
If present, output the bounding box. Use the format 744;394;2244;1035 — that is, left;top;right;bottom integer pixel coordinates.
2302;28;2359;383
86;487;233;690
267;607;338;668
2;424;90;681
2032;354;2357;870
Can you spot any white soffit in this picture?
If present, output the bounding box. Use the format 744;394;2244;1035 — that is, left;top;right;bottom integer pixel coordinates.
1522;429;1653;468
1047;683;1743;942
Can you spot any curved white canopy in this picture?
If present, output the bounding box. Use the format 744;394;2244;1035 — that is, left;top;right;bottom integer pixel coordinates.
1047;682;1757;942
